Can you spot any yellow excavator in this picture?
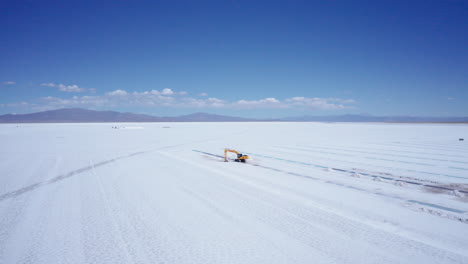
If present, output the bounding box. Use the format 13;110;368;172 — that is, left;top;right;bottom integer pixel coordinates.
224;149;249;163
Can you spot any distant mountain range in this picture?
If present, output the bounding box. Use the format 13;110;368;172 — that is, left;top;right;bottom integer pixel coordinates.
0;108;467;123
0;108;253;123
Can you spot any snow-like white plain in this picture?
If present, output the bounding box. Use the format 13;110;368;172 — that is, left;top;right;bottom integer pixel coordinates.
1;122;467;264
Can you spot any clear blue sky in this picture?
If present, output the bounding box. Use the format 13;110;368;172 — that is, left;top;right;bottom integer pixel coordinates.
1;0;467;117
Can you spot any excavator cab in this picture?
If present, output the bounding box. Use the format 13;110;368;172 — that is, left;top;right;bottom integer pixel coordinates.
224;149;249;163
236;153;248;162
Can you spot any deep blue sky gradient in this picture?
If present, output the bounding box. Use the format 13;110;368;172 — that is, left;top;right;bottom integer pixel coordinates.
1;0;467;117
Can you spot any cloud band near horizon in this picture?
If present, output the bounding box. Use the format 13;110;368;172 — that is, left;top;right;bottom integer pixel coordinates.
1;87;356;113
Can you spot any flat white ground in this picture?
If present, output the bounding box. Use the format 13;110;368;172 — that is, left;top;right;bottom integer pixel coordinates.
0;122;467;264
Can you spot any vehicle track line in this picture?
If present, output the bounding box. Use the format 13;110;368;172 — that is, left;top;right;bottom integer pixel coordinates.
293;145;468;164
249;151;468;191
192;150;468;216
271;146;468;180
0;134;227;203
371;143;468;154
184;151;468;261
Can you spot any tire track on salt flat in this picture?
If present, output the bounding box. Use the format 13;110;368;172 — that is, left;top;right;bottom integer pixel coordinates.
293;145;468;164
0;154;135;203
178;187;310;264
0;135;223;203
89;158;136;264
99;154;191;264
395;141;468;152
193;150;467;216
334;144;464;158
162;153;349;263
0;156;62;264
145;153;311;263
371;143;468;155
261;148;468;182
166;151;468;263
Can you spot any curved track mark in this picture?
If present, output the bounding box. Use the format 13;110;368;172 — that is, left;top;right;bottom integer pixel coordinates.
0;151;147;203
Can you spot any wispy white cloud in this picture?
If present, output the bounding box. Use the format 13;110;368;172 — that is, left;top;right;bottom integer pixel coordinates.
180;97;226;108
3;81;15;85
40;83;55;87
234;97;284;108
0;101;28;107
285;97;354;110
107;89;128;96
159;88;187;95
161;88;174;95
41;82;95;93
198;92;208;97
1;87;356;112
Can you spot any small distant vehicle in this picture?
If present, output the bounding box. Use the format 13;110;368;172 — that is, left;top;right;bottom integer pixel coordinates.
224;149;249;162
460;138;464;141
